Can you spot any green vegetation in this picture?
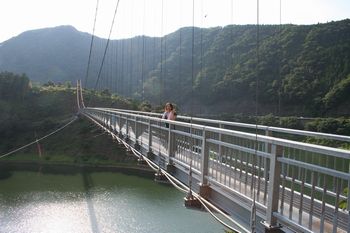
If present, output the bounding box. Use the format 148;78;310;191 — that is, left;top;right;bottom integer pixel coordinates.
339;187;348;210
0;72;140;166
1;20;349;116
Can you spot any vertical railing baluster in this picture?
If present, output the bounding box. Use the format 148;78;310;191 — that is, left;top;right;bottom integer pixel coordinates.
298;169;305;225
239;148;243;193
289;165;295;220
333;157;337;193
256;152;261;203
228;148;233;187
347;163;350;233
308;171;316;230
320;174;327;233
134;115;138;142
280;163;286;214
234;148;238;189
332;178;340;233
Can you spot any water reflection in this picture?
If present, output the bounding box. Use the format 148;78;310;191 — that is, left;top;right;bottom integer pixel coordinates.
82;172;100;233
0;170;225;233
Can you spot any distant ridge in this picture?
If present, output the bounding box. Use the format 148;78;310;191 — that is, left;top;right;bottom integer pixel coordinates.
0;20;349;116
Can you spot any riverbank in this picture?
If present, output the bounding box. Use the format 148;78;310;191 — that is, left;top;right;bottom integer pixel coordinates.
0;160;155;179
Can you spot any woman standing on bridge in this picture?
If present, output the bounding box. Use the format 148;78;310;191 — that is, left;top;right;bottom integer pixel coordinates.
162;103;177;129
162;103;177;121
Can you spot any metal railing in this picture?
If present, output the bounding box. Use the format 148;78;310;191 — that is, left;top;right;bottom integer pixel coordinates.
82;107;350;233
98;108;350;144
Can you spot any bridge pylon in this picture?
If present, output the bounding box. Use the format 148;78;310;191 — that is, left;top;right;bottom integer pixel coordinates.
76;79;86;111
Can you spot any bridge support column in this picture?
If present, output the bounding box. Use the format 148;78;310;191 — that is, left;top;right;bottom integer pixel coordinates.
184;191;201;208
198;183;211;199
154;168;169;184
263;144;283;232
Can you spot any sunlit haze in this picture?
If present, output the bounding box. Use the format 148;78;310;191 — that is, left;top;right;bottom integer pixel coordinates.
0;0;349;43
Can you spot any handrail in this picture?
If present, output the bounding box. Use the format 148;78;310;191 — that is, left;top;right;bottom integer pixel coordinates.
86;107;350;159
99;107;350;143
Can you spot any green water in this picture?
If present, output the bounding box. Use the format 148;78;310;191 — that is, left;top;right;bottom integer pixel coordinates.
0;168;226;233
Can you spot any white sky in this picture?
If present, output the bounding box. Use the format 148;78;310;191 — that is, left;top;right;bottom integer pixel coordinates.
0;0;349;43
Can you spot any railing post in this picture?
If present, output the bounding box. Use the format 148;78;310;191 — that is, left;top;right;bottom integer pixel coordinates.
118;113;122;136
167;125;175;163
125;115;129;142
264;144;283;231
200;129;209;185
264;128;272;203
147;119;154;160
218;123;223;162
112;113;116;131
199;128;211;198
134;116;140;150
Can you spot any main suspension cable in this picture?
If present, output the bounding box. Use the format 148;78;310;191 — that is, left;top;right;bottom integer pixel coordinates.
0;116;78;159
251;0;260;232
90;0;121;102
84;0;100;89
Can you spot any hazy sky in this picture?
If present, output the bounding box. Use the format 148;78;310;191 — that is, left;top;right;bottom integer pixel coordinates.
0;0;349;43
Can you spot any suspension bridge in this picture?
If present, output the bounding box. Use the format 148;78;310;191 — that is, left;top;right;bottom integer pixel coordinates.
1;0;348;232
76;79;350;233
75;1;350;231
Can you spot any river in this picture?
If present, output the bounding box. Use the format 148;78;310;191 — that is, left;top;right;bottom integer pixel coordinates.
0;167;226;233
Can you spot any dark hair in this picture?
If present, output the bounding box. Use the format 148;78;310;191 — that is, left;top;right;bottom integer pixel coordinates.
165;102;174;110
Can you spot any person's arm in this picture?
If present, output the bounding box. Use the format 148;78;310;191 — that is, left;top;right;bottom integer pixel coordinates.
168;111;176;120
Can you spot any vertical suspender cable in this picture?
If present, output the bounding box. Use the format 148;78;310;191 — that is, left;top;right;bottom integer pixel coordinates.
88;0;121;107
251;0;260;232
129;37;133;97
92;0;121;91
159;0;164;108
129;0;134;97
178;1;183;105
199;0;204;115
230;0;235;109
84;0;100;89
157;0;165;171
141;0;146;103
121;39;125;96
278;0;282;117
187;0;196;198
114;37;119;94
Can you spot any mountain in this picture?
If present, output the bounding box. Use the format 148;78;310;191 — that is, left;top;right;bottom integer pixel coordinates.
0;25;93;83
0;20;349;117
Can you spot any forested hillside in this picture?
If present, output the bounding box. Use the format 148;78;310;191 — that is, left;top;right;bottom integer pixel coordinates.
0;20;349;116
0;72;139;164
